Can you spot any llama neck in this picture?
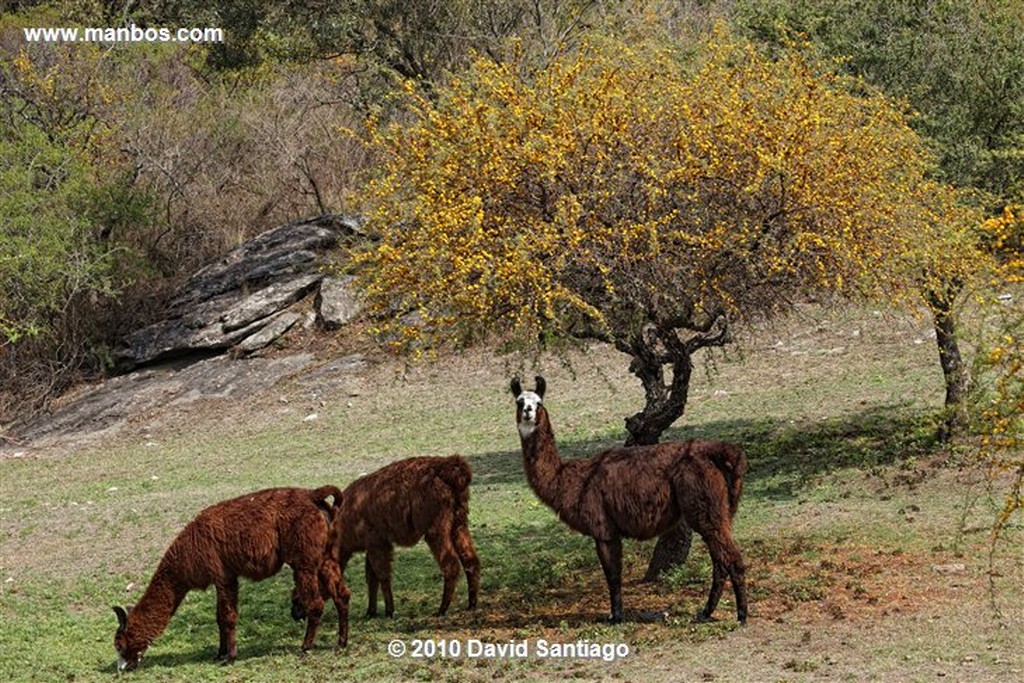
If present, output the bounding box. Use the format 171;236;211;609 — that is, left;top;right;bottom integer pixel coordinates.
520;409;564;508
126;565;187;651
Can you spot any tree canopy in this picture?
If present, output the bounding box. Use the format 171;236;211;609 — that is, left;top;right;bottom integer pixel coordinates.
732;0;1024;203
355;31;983;443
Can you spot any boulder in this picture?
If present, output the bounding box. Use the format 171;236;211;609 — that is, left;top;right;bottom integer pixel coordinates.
316;276;362;329
221;274;322;332
114;215;362;369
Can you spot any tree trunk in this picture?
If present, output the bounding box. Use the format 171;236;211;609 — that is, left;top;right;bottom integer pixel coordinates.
620;330;697;579
615;314;730;580
614;325;696;448
623;352;692;447
643;522;693;583
926;282;970;442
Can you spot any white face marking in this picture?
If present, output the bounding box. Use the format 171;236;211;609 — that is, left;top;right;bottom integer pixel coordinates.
516;391;542;439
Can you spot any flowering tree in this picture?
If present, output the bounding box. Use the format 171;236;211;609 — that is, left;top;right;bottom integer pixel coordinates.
978;206;1024;538
354;32;984;572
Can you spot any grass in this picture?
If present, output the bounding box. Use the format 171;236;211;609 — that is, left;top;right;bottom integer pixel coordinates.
1;306;1022;682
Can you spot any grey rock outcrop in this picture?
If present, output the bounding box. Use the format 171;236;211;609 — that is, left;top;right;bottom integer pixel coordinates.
114;214;363;369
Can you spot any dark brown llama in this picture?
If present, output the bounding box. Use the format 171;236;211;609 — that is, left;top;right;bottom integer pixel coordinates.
332;455;480;618
511;376;747;624
112;486;350;672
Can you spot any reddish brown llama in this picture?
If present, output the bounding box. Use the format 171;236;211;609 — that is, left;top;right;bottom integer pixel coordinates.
511;376;747;624
112;486;350;672
332;455;480;617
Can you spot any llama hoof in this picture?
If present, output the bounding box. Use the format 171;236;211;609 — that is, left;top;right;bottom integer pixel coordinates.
606;613;624;625
694;611;718;623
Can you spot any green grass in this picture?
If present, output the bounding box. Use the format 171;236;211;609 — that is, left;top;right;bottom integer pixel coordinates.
2;308;1022;682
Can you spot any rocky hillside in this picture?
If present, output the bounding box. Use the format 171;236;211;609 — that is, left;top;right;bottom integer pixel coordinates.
3;214;372;454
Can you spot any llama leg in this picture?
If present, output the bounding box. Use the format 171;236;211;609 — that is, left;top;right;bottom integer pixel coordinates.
293;568;326;652
215;578;240;663
594;537;624;624
696;560;726;622
425;524;462;617
320;558;351;649
452;522;480;609
728;544;748;623
699;532;747;623
366;546;395;617
291;573;310;621
364;554;380;617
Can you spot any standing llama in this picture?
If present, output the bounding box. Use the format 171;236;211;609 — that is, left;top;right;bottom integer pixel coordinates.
511;376;748;624
112;486;350;672
332;455;480;618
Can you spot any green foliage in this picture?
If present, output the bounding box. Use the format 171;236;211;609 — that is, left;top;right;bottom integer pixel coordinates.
0;112;116;344
731;0;1024;202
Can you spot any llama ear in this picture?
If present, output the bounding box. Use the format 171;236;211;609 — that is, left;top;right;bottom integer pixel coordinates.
534;375;546;399
113;606;129;632
510;377;523;397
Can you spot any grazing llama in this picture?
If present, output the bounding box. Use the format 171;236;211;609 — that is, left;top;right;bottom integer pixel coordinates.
112;486;349;672
511;376;747;624
333;455;480;617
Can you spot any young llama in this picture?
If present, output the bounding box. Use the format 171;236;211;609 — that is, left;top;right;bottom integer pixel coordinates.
332;455;480;617
511;376;748;624
112;486;349;672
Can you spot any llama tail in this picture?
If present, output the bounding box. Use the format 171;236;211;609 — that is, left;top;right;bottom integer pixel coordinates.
311;485;344;511
708;443;746;518
436;456;473;493
312;486;344;556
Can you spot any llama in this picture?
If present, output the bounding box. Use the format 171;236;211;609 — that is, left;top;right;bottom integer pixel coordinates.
332;455;480;618
511;376;747;624
112;486;350;672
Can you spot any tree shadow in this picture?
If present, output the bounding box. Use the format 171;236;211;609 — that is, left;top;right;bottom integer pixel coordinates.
468;401;942;502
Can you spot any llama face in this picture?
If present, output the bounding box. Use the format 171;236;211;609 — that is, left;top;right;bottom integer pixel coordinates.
116;647;143;673
113;606;144;672
515;391;543;439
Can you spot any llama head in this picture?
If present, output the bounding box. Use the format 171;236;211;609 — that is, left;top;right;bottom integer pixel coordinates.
113;605;144;672
511;376;546;439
